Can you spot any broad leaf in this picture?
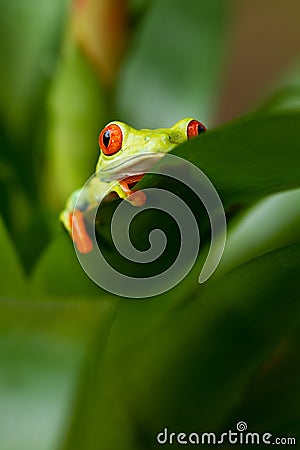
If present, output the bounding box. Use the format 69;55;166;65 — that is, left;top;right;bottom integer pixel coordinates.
217;188;300;276
62;244;300;448
171;112;300;207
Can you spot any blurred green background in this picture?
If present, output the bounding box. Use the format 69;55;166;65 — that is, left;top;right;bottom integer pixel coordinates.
0;0;300;449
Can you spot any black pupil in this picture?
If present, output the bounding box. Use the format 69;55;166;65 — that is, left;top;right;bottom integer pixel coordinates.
197;124;205;134
103;130;110;147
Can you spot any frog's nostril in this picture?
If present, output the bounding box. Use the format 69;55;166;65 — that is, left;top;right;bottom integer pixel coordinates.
162;134;170;143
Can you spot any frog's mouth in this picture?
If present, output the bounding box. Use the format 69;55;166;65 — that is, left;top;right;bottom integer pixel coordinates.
118;173;145;194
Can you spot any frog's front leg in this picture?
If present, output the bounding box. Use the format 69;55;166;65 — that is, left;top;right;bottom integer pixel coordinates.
115;174;147;206
60;176;146;254
60;176;110;253
60;189;94;254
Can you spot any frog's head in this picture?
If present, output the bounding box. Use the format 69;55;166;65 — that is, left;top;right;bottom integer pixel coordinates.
96;118;206;181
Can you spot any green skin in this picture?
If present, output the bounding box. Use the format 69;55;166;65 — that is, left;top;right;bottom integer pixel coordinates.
60;118;204;250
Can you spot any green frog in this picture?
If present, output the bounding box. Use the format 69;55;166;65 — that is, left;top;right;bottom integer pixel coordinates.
60;118;206;253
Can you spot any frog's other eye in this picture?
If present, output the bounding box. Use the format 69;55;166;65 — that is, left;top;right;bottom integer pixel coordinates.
187;119;207;139
99;124;123;156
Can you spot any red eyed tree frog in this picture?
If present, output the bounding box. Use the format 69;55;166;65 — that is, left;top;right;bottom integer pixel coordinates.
60;118;207;253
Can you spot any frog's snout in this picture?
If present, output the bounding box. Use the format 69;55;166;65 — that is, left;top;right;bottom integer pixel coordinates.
153;133;172;147
161;133;171;143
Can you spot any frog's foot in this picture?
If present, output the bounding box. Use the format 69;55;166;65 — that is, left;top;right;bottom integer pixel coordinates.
119;174;147;206
61;210;93;254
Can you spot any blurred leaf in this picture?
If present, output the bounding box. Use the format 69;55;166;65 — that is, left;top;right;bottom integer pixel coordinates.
0;0;69;269
72;0;128;84
116;0;229;127
0;296;116;450
260;85;300;115
259;61;300;115
62;244;300;448
45;42;106;208
223;327;300;439
216;188;300;276
30;233;108;298
0;0;68;141
0;216;25;297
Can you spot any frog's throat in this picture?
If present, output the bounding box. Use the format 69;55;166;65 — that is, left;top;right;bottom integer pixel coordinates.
96;152;166;182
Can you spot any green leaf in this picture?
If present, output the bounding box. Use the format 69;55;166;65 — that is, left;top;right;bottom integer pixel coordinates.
0;0;68;141
224;325;300;437
116;0;229;127
61;244;300;448
0;0;69;269
45;42;106;208
30;233;109;298
171;112;300;207
123;112;300;298
0;216;25;297
216;188;300;276
0;296;117;450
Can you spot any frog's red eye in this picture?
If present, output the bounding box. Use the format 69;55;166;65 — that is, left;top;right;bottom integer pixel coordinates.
187;119;207;139
99;124;123;156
